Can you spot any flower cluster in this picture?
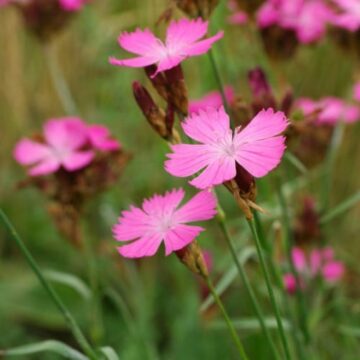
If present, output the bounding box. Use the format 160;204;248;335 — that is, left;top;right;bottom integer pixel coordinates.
284;247;345;294
111;18;290;259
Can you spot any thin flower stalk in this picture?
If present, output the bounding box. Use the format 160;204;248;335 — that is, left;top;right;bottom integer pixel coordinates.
216;206;281;360
247;217;292;360
276;182;310;345
205;276;250;360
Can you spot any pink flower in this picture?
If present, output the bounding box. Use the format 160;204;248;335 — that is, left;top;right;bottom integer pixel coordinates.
0;0;88;10
113;189;217;258
14;118;94;176
109;18;224;77
189;86;235;113
59;0;87;11
284;247;345;294
87;125;121;151
14;117;120;176
296;97;360;124
257;0;333;43
165;107;288;189
329;0;360;31
353;82;360;102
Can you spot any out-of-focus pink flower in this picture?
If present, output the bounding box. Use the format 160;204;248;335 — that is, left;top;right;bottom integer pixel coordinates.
165;107;288;189
329;0;360;31
59;0;87;11
0;0;88;11
353;82;360;102
257;0;333;43
14;117;120;176
189;86;235;113
283;274;297;294
228;7;248;25
109;18;224;77
14;118;94;176
295;97;360;124
113;189;217;258
87;125;121;151
284;247;345;294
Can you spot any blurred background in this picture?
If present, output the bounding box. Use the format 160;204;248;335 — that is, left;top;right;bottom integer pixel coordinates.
0;1;360;359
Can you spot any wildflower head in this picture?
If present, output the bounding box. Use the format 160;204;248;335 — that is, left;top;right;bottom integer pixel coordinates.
14;117;127;247
284;247;345;294
165;106;288;190
113;189;217;258
1;0;89;40
109;18;223;77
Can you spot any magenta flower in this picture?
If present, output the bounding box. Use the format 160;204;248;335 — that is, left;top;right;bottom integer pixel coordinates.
329;0;360;31
59;0;87;11
14;117;120;176
189;86;235;113
284;247;345;294
113;189;217;258
165;107;288;189
87;125;121;151
109;18;223;77
257;0;332;43
353;82;360;102
296;97;360;124
0;0;88;11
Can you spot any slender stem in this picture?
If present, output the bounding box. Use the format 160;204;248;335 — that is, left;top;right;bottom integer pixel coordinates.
255;213;307;360
208;49;230;114
0;209;99;360
247;218;292;360
217;213;281;360
43;43;78;115
83;222;104;345
276;184;311;345
205;276;249;360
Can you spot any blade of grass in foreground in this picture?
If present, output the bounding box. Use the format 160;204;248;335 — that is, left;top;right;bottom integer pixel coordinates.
0;209;99;360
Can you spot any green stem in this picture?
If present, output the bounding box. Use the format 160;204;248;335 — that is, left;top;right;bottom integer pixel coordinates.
43;43;78;115
208;49;230;114
83;223;104;345
247;218;292;360
217;213;281;360
276;184;310;345
0;209;99;360
205;276;250;360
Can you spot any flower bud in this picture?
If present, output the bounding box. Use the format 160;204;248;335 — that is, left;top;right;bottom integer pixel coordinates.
164;64;189;116
132;82;172;140
175;240;209;278
144;65;169;101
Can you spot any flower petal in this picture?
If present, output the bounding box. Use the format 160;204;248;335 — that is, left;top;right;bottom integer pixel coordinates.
164;224;204;256
175;190;217;223
62;150;94;171
322;261;345;283
182;106;231;144
29;158;61;176
117;232;163;258
113;206;152;242
13;139;52;165
234;109;288;177
165;144;214;177
43;118;87;151
189;156;236;189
